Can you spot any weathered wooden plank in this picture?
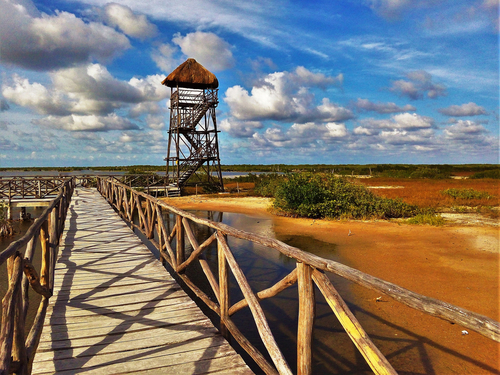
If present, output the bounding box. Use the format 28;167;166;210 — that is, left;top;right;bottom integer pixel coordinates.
53;263;172;279
52;276;174;292
44;299;195;325
34;348;247;375
49;281;175;301
45;293;193;319
32;187;251;375
34;321;218;361
39;311;209;342
47;287;189;312
36;319;216;352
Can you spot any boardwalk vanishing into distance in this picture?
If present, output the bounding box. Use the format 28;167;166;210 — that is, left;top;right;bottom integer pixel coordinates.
1;177;499;375
32;188;251;374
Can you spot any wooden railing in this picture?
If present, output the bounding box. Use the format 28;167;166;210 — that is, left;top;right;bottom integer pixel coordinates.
0;179;75;375
0;177;72;200
97;177;500;374
0;175;179;201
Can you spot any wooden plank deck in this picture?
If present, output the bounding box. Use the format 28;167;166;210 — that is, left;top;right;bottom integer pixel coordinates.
32;188;252;374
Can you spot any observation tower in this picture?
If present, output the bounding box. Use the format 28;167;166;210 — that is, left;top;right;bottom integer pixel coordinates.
162;58;224;192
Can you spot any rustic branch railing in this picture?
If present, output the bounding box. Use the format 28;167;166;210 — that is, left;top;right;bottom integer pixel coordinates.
96;177;499;375
0;175;178;202
0;177;72;200
0;179;75;375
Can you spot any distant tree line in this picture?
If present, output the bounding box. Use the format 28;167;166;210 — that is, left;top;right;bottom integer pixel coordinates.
1;164;498;179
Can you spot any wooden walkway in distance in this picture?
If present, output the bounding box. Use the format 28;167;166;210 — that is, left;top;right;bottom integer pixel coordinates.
32;188;252;374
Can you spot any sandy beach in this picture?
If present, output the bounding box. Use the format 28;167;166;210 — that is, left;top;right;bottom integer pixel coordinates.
164;195;500;374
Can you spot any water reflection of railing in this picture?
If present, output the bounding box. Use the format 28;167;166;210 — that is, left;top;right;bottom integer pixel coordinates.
0;179;75;373
97;177;500;375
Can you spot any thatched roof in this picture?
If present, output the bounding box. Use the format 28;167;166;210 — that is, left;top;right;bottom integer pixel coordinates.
161;58;218;89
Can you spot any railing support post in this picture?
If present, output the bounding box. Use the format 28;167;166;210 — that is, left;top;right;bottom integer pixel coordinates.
218;233;230;340
176;215;185;266
39;222;50;290
297;262;315;375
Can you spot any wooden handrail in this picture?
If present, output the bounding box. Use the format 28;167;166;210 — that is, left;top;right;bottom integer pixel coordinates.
0;179;75;375
96;177;500;375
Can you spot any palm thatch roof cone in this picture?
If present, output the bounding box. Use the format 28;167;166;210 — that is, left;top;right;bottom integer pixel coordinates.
161;58;218;89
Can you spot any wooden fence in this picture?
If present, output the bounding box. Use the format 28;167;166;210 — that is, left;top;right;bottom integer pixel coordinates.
0;175;179;202
0;179;75;375
97;177;500;375
0;177;72;201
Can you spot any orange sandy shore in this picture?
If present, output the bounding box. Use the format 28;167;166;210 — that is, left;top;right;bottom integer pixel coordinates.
164;195;500;374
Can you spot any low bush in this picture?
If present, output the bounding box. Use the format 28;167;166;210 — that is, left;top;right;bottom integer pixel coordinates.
406;213;446;226
380;167;450;179
254;174;285;197
470;169;500;179
270;173;423;219
441;188;493;200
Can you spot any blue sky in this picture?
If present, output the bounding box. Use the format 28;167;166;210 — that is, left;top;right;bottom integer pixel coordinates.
0;0;498;167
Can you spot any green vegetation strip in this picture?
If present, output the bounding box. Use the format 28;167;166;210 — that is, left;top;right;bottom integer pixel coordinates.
441;188;494;200
256;173;426;220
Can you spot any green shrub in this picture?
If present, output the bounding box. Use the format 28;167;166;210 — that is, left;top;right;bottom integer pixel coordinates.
470;169;500;179
255;174;284;197
407;214;445;226
441;188;493;199
380;166;450;179
271;173;423;219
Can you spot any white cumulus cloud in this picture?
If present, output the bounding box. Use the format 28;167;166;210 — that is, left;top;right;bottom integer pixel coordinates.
104;3;157;39
443;120;487;140
2;74;71;115
151;43;179;73
224;68;349;123
219;119;264;138
2;66;170;118
353;98;416;113
33;114;139;132
390;70;446;100
0;0;130;71
172;32;235;72
438;102;487;117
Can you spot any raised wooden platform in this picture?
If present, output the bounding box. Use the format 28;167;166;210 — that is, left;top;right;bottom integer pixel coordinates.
32;188;252;374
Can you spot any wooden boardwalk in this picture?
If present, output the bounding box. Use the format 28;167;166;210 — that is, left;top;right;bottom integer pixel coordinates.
32;188;252;374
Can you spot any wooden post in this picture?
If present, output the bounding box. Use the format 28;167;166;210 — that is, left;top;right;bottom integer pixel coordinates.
176;215;185;267
218;234;292;375
218;233;230;340
39;221;50;290
48;207;57;292
13;278;27;375
312;270;397;375
297;262;315;375
0;254;23;375
22;233;38;322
